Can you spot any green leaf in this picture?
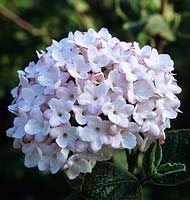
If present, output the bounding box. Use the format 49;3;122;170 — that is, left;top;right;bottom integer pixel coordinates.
177;12;190;39
115;0;141;20
162;129;190;170
150;140;162;171
67;0;89;12
145;14;175;41
160;129;190;183
151;163;186;186
113;149;128;170
157;163;185;174
142;140;162;175
123;20;146;35
81;162;143;200
142;139;188;186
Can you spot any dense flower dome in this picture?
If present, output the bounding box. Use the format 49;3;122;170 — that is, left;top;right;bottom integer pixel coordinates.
7;28;181;179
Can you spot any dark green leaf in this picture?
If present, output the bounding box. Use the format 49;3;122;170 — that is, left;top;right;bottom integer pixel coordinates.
123;20;146;35
159;129;190;184
81;162;143;200
145;14;175;41
142;140;162;175
151;140;162;170
142;139;189;186
177;12;190;39
151;163;186;186
115;0;141;20
162;129;190;170
157;163;186;175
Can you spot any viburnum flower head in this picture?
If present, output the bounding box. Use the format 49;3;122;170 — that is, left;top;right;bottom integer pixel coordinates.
7;28;181;179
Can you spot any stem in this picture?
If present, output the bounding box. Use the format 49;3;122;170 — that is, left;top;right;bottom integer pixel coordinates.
0;5;51;44
161;0;168;17
0;5;34;34
77;11;92;30
127;149;140;174
139;174;151;185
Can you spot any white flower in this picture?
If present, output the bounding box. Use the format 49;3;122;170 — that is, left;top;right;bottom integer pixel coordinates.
73;105;93;125
141;120;161;138
18;88;45;112
66;55;91;79
133;80;156;102
38;65;61;89
66;154;92;179
6;109;27;138
77;81;110;114
133;100;156;125
133;42;152;59
156;97;179;120
154;71;181;96
145;48;174;72
74;28;98;48
79;117;111;152
87;46;109;72
25;61;37;78
90;72;105;84
38;143;69;174
91;146;113;161
102;95;134;128
6;28;181;179
110;123;139;149
51;40;79;67
56;81;80;104
22;143;40;168
107;69;126;93
119;62;137;82
51;124;77;149
44;98;71;127
25;108;50;135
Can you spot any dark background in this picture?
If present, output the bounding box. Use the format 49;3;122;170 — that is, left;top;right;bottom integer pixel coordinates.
0;0;190;199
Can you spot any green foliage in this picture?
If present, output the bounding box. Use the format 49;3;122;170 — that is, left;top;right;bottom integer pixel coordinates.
113;149;128;170
162;130;190;170
145;14;175;41
0;0;190;199
66;130;190;198
161;129;190;184
80;162;142;200
143;130;190;186
142;141;162;175
152;163;186;186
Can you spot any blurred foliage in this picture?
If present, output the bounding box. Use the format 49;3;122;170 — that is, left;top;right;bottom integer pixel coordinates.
0;0;190;199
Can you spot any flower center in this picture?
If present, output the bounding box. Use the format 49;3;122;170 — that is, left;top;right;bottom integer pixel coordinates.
69;93;74;99
113;110;118;115
95;127;101;132
93;96;98;100
58;112;62;117
82;110;87;116
63;132;68;138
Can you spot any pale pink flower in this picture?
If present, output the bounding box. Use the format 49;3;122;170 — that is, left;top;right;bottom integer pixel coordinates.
66;154;93;179
44;98;72;127
6;109;27;138
18;88;45;112
6;28;181;179
25;108;50;135
78;117;111;152
66;55;91;79
102;95;134;128
77;80;110;114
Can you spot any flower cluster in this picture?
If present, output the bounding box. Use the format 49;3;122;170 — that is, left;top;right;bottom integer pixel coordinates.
7;28;181;179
